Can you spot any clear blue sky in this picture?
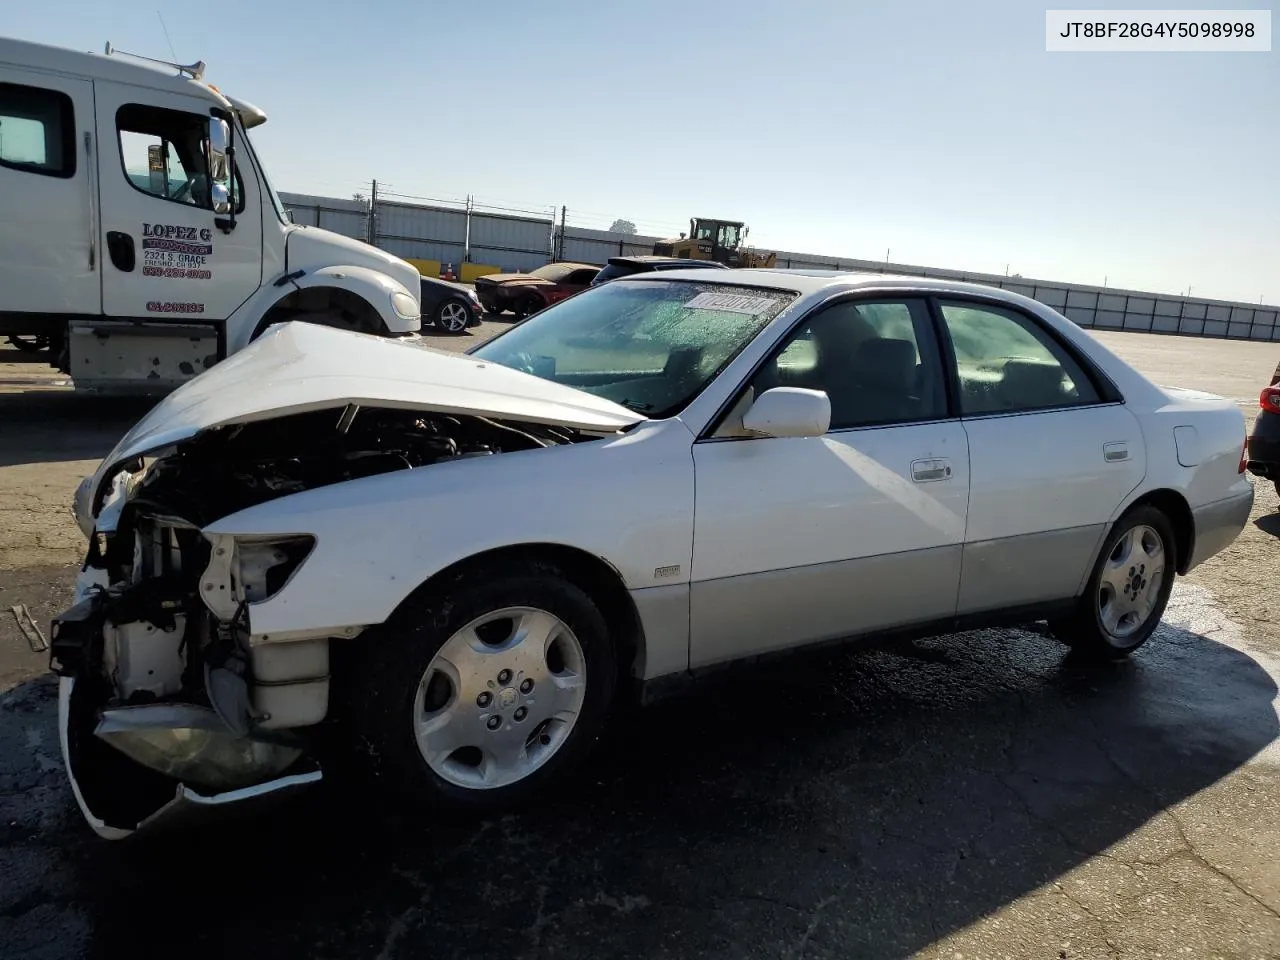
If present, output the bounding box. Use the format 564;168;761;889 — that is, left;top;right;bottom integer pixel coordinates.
6;1;1277;302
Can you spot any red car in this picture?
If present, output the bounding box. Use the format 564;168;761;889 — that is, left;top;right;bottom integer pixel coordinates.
474;262;600;319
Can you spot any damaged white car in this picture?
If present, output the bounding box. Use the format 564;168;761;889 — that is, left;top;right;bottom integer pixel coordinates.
53;270;1254;838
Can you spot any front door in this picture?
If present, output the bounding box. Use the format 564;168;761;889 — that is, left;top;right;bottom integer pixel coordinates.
689;297;971;668
932;299;1147;613
0;68;98;315
93;80;262;322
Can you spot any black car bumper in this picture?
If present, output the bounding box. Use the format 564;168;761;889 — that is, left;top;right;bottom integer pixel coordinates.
1246;410;1280;477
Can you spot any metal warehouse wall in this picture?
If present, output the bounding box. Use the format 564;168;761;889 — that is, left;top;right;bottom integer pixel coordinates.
280;192;1280;343
278;192;367;240
558;226;664;265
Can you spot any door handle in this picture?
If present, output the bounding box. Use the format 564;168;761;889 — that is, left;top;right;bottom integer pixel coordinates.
911;458;952;483
106;231;135;273
1103;442;1129;463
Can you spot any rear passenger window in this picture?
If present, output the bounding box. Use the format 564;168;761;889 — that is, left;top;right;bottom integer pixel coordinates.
938;301;1101;415
0;83;75;178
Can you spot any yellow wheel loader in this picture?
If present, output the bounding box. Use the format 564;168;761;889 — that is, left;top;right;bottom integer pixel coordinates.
653;218;777;269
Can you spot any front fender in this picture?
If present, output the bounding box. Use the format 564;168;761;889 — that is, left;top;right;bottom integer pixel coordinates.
225;265;421;353
200;421;696;646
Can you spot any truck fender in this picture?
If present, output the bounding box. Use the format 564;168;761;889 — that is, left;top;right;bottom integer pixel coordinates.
225;265;421;353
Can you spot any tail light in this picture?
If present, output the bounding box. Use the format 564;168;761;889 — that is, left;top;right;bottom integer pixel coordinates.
1261;386;1280;414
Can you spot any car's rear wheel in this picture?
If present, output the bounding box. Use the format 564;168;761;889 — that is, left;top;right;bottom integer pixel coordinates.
351;565;617;815
1049;505;1176;659
513;295;543;320
434;298;471;334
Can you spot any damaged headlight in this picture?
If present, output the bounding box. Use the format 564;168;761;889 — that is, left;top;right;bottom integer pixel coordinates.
73;474;95;538
201;534;316;620
95;703;303;791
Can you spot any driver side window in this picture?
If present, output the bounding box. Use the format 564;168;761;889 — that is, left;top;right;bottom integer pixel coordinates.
748;298;947;431
117;104;211;208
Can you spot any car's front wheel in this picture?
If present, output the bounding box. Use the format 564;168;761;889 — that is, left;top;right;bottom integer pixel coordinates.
434;297;472;334
1049;505;1176;659
352;565;617;814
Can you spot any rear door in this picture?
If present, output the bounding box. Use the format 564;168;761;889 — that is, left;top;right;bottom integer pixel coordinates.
0;68;98;315
93;80;262;321
934;298;1146;614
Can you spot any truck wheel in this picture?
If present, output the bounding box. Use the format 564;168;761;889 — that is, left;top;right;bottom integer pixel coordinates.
6;335;50;352
350;564;617;816
250;311;368;342
1048;505;1175;660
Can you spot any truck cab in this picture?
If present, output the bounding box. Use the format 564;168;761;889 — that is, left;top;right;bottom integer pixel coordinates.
0;37;421;391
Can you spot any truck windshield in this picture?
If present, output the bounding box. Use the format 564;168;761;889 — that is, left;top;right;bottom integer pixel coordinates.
238;123;288;223
471;279;797;419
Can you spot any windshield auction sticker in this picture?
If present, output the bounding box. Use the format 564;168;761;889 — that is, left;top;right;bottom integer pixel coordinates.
684;292;778;314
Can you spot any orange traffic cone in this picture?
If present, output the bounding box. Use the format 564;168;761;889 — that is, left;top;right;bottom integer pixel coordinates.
443;262;455;281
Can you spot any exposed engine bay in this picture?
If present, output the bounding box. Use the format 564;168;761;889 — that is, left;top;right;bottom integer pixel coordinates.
51;405;586;834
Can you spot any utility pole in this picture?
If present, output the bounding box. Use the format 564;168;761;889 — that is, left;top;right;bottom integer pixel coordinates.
559;205;567;261
368;179;378;246
463;194;473;263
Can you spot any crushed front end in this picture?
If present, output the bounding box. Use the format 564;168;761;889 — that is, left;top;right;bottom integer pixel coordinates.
51;458;327;837
51;403;582;837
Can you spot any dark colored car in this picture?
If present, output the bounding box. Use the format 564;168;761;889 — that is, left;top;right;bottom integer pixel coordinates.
589;255;729;286
474;262;600;319
420;275;483;334
1246;358;1280;496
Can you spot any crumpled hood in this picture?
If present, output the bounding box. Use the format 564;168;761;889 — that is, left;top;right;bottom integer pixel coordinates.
476;273;547;287
84;322;643;515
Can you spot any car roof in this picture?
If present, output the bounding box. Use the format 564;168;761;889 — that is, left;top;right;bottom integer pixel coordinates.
607;255;728;268
618;267;1047;303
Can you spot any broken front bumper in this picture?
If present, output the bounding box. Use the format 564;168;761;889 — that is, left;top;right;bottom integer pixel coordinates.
51;589;323;840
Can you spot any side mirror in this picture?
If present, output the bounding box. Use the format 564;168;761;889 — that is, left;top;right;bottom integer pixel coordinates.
206;117;232;215
210;183;231;216
741;387;830;438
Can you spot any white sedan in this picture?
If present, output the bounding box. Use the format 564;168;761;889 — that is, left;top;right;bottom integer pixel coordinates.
53;270;1253;837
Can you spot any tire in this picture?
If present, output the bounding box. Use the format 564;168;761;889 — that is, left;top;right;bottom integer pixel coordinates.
349;564;617;816
434;298;472;334
1049;504;1176;660
512;296;543;321
250;310;369;342
6;335;50;352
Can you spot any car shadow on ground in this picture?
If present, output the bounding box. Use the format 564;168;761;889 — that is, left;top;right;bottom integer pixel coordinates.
1254;512;1280;538
34;617;1274;960
0;393;154;468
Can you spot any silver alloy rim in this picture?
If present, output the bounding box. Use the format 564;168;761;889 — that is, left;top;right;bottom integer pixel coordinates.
413;606;587;790
439;301;468;332
1097;524;1166;640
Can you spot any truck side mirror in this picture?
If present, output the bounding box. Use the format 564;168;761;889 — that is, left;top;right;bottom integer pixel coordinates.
206;117;232;216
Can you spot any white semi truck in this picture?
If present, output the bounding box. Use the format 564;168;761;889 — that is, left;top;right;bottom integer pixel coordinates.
0;37;421;390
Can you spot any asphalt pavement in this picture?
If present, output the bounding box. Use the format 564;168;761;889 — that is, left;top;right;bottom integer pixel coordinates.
1;327;1278;960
